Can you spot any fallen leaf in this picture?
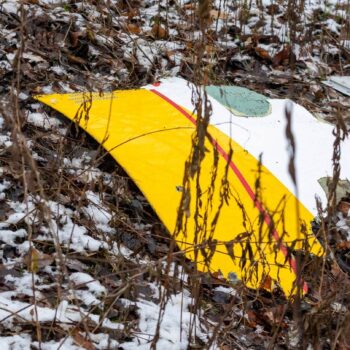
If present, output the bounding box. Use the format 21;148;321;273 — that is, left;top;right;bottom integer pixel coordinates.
337;241;350;250
255;46;272;61
210;9;229;20
246;310;257;327
211;270;225;281
86;28;96;43
127;8;139;19
205;45;217;54
164;49;176;61
266;4;280;15
72;330;96;350
24;247;40;273
183;3;195;10
127;23;141;35
260;275;272;290
263;304;286;326
220;346;231;350
70;31;83;48
151;24;168;39
23;247;54;273
67;54;87;65
272;45;294;66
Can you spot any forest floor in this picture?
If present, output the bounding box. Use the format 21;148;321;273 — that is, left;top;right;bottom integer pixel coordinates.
0;0;350;349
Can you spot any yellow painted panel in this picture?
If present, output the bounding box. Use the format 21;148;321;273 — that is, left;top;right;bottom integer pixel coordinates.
35;89;323;295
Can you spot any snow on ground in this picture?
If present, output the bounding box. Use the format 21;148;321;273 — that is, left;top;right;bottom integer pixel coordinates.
0;102;214;349
120;288;210;350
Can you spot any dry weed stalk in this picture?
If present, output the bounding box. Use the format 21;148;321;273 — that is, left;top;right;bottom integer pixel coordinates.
1;0;350;349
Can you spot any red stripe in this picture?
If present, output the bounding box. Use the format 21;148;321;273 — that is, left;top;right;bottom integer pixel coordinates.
151;88;307;294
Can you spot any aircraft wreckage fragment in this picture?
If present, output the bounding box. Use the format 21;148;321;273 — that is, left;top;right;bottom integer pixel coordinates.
35;78;350;296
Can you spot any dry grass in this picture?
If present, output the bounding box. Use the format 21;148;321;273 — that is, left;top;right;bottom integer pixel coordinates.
0;0;349;349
